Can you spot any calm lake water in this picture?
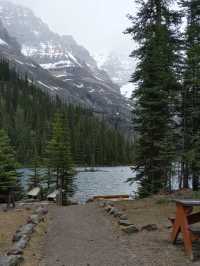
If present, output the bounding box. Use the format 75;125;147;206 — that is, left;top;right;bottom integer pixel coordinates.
20;166;137;203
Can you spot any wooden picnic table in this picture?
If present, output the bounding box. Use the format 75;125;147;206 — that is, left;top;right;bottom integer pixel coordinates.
171;199;200;260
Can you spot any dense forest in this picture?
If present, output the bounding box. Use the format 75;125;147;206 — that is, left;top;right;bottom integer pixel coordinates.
127;0;200;197
0;59;133;167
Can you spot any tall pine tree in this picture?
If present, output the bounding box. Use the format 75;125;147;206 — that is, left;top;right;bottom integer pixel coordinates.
181;0;200;190
46;113;74;205
0;129;21;197
126;0;181;197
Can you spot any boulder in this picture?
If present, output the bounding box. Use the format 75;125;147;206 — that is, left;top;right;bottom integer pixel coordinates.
114;211;123;218
12;224;34;242
109;207;119;215
0;255;23;266
105;206;112;212
141;224;158;231
121;225;139;234
118;219;133;226
8;236;29;255
27;214;41;225
120;214;128;220
34;206;48;216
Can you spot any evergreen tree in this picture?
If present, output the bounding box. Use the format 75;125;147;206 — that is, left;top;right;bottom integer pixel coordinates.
28;151;42;191
181;0;200;190
126;0;181;197
0;129;21;196
46;113;74;205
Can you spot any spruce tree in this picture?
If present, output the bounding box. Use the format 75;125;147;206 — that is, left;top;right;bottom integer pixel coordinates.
126;0;180;197
181;0;200;190
28;152;42;191
0;129;20;196
46;113;74;205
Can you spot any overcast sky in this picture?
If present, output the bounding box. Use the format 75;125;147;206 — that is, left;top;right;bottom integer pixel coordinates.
9;0;135;55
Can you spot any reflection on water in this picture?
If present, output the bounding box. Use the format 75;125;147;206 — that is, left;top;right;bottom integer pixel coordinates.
20;166;136;203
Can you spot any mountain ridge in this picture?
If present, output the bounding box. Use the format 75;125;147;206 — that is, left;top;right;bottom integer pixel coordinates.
0;0;132;131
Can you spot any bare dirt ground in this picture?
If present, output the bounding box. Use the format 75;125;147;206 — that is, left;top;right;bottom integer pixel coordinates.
114;194;200;266
33;197;200;266
39;203;137;266
5;192;200;266
0;206;32;255
22;218;47;266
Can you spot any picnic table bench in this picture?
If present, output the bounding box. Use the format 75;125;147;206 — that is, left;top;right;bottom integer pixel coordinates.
170;199;200;260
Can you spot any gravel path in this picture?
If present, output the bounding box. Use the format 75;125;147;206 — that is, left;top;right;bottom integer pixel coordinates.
40;203;139;266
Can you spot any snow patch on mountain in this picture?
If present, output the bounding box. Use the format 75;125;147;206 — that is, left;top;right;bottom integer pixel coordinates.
0;37;8;46
37;81;60;91
94;52;135;95
93;52;109;68
40;60;74;70
120;83;134;99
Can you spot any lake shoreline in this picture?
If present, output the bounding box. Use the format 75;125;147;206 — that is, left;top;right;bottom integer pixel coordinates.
21;166;135;204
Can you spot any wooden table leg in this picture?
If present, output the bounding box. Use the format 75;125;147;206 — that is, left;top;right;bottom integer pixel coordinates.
171;204;182;244
172;204;193;260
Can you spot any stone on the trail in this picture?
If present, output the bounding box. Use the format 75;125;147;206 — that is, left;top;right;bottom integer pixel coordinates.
121;225;139;234
0;255;23;266
164;224;172;229
141;224;158;231
113;211;123;218
35;206;48;216
105;205;112;212
120;214;128;220
13;223;34;242
27;214;41;225
109;207;119;215
118;219;133;226
8;236;29;255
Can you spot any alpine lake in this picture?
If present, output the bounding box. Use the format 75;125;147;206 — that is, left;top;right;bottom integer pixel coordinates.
20;166;136;203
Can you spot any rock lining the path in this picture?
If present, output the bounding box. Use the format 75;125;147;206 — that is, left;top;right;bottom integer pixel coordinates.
99;200;159;235
121;225;139;234
12;223;35;242
118;219;133;226
0;255;23;266
8;236;29;255
141;224;158;231
5;204;48;265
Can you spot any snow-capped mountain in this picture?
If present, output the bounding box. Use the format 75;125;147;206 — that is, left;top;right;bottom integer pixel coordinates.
0;0;132;130
0;0;116;90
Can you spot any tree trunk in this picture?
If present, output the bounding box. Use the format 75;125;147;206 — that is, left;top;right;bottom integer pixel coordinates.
192;174;199;191
182;161;189;189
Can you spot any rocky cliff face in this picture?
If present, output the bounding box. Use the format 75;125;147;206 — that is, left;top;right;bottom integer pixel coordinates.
0;0;132;130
